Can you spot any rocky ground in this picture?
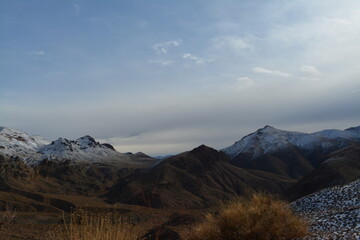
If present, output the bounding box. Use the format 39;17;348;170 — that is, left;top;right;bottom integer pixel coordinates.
291;179;360;240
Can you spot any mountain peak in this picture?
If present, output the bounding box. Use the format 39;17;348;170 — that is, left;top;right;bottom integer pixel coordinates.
76;135;97;149
257;125;279;133
189;145;221;161
77;135;96;141
190;144;215;153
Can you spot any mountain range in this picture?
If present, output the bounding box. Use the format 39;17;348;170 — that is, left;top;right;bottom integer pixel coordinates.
0;126;154;166
0;125;359;211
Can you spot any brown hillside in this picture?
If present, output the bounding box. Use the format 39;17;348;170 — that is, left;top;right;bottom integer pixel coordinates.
106;145;295;209
286;144;360;200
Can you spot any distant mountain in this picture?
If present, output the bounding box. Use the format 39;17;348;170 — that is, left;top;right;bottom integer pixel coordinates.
286;143;360;200
0;127;154;166
0;126;48;162
222;125;360;179
39;135;132;163
314;126;360;140
106;145;295;209
0;128;156;212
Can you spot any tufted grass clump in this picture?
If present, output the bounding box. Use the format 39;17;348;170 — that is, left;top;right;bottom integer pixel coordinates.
47;208;141;240
183;193;308;240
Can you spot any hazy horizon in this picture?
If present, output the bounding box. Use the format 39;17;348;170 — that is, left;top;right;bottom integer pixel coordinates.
1;0;359;155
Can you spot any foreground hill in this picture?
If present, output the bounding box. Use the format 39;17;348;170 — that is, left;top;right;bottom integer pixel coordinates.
286;143;360;200
222;125;360;179
106;145;295;209
291;179;360;239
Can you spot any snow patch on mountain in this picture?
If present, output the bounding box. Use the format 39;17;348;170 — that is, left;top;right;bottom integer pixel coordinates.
0;127;141;165
222;125;360;160
313;128;360;141
0;127;49;161
39;135;133;163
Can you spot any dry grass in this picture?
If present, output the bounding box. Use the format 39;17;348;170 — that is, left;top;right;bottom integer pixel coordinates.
0;205;17;240
182;193;308;240
47;209;142;240
0;205;16;227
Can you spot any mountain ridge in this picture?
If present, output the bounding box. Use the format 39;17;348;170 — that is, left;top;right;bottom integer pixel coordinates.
221;125;360;179
0;126;154;166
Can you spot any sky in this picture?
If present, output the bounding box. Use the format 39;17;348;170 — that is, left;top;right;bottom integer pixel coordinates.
1;0;359;156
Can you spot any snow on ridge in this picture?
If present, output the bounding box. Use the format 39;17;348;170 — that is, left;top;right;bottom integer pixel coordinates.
222;125;360;159
0;127;134;164
222;125;321;157
39;136;131;163
0;127;49;161
0;126;49;150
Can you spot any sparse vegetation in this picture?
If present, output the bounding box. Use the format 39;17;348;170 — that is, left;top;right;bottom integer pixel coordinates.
0;205;16;240
0;205;16;228
182;193;308;240
47;209;142;240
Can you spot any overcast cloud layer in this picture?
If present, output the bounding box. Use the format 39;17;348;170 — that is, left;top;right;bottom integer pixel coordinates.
1;0;359;155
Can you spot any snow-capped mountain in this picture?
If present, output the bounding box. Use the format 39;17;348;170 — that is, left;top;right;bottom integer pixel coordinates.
222;125;360;179
0;126;49;161
39;135;133;163
222;125;356;159
313;126;360;140
0;127;146;165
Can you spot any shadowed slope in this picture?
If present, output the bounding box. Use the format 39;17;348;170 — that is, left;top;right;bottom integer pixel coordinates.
286;143;360;200
106;145;295;209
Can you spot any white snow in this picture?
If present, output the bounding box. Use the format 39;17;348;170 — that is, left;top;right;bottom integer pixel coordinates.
0;126;49;162
0;127;140;165
222;125;360;160
39;136;134;163
313;129;359;140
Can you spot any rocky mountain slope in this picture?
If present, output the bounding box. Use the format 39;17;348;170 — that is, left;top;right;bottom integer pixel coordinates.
291;179;360;240
106;145;295;209
222;125;360;179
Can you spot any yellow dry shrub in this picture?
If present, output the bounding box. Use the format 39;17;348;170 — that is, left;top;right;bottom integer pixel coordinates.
47;209;141;240
184;193;308;240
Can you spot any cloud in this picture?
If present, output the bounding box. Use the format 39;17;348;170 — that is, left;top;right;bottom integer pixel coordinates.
236;77;255;89
148;59;173;66
322;17;351;25
182;53;213;64
153;40;182;54
252;67;292;78
237;77;251;81
212;35;249;51
300;65;321;76
26;51;52;60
